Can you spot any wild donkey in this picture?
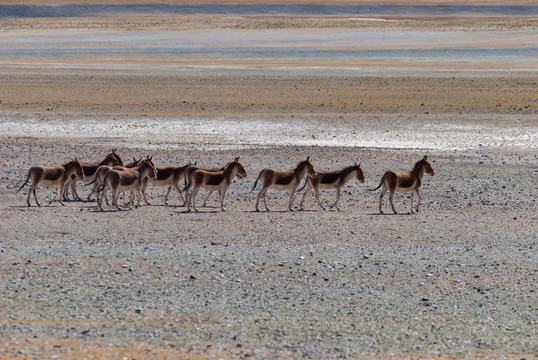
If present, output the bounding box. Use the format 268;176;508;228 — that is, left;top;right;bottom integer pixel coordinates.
251;157;315;212
183;161;233;208
63;149;123;201
299;163;364;210
185;157;247;212
98;157;157;211
141;162;192;206
368;155;435;214
89;157;142;205
18;159;84;207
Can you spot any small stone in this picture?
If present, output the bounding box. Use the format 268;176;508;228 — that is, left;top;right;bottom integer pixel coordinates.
189;275;197;280
135;308;142;313
421;298;429;302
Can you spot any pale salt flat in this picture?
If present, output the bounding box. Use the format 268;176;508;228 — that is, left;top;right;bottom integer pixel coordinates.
1;115;535;151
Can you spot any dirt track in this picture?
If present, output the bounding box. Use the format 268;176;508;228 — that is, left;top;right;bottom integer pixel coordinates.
0;11;537;360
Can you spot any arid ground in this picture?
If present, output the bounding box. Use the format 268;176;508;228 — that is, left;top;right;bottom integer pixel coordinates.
0;3;537;359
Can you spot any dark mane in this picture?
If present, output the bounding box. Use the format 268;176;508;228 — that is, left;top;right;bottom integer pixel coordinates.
221;161;234;171
340;165;357;177
296;159;310;169
62;160;78;167
413;159;426;172
223;160;237;172
124;160;140;168
99;153;117;165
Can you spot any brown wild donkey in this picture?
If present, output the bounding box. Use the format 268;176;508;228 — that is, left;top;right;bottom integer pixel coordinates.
299;163;364;210
63;149;123;201
368;155;435;214
141;162;192;206
183;161;233;208
88;157;143;205
98;157;157;211
251;157;315;212
18;159;85;207
185;157;247;212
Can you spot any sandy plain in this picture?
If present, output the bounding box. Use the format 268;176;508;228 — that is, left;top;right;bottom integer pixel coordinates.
0;9;537;360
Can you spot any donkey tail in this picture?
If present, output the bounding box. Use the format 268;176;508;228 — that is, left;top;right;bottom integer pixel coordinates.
96;172;110;193
250;173;261;192
367;175;385;192
183;174;192;192
297;173;315;193
17;173;30;193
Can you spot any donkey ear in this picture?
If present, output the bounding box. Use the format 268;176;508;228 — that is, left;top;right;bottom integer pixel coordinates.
234;156;240;162
306;156;310;161
423;155;428;160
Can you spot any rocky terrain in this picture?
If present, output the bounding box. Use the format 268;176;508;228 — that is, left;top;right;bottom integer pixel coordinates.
0;6;536;359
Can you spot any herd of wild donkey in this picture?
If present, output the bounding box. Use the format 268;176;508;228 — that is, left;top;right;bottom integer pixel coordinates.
17;150;435;214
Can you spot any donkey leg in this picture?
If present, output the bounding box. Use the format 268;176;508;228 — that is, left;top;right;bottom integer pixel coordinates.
262;189;271;211
87;182;98;201
86;184;94;201
135;191;142;209
186;192;192;212
409;192;414;214
164;186;173;205
141;182;151;205
123;192;130;207
191;188;199;212
49;186;59;205
59;182;67;206
255;190;263;212
388;191;397;214
129;192;136;209
112;190;124;211
98;185;106;211
220;189;227;211
288;190;296;211
62;178;71;201
202;191;213;207
184;188;190;207
331;188;341;210
174;184;185;204
378;188;386;214
299;184;311;210
415;189;422;212
27;184;35;207
71;180;81;201
313;187;325;210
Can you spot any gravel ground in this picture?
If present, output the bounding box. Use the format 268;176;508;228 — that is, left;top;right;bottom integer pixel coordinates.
1;137;536;359
0;11;537;360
